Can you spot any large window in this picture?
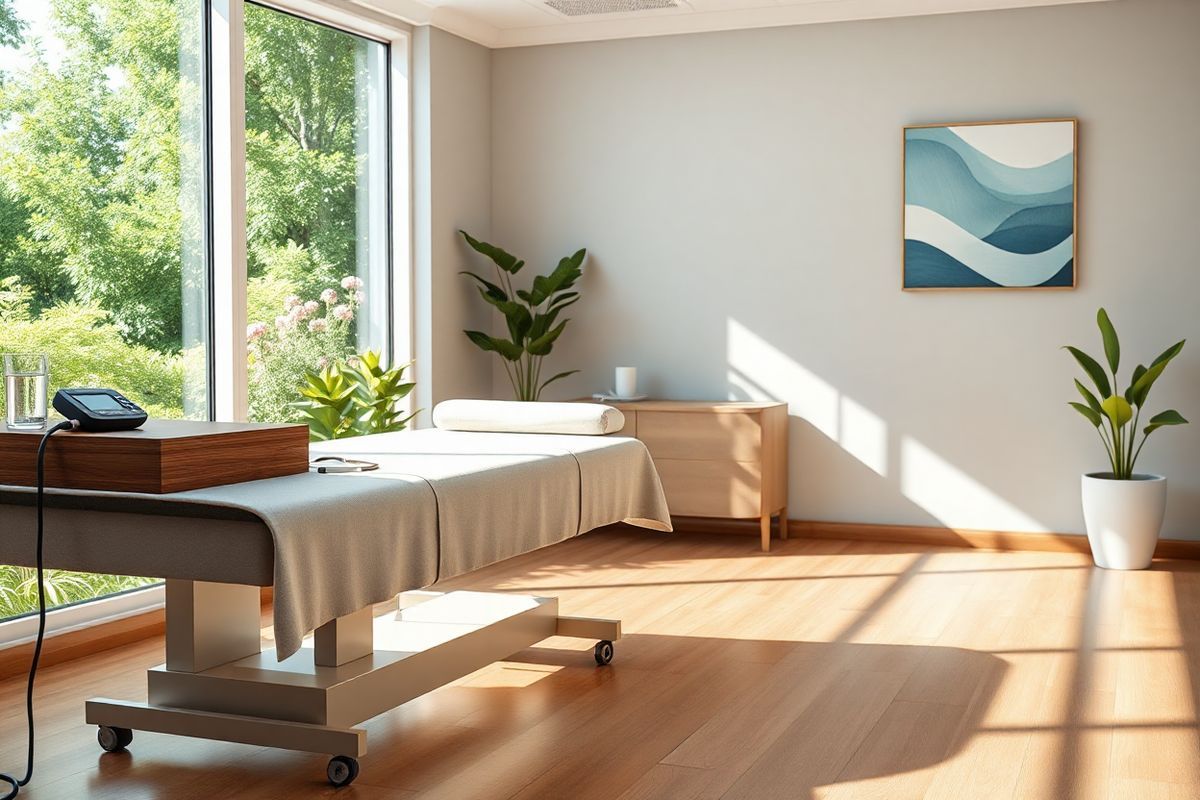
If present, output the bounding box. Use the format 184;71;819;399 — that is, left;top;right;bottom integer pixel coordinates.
242;2;389;423
0;0;207;618
0;0;405;625
0;0;209;419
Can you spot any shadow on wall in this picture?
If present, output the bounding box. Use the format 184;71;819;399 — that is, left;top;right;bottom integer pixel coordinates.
721;314;1128;537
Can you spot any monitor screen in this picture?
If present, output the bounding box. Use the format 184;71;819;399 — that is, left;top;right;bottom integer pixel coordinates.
76;393;123;411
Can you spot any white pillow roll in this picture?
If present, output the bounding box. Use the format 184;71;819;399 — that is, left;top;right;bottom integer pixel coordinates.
432;399;625;436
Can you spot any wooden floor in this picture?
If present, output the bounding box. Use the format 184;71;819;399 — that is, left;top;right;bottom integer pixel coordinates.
4;529;1200;799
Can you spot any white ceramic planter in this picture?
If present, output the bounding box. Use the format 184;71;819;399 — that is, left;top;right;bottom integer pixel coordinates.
1081;473;1167;570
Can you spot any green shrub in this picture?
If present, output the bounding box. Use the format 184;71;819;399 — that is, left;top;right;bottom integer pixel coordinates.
0;278;184;418
0;566;157;619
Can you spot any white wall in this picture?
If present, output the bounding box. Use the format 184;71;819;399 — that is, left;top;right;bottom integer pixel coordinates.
412;26;493;420
488;0;1200;538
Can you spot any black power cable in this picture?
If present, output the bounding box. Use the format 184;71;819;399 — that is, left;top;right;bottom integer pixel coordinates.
1;419;78;800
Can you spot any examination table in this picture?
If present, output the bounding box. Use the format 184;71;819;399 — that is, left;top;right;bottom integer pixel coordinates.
0;428;672;786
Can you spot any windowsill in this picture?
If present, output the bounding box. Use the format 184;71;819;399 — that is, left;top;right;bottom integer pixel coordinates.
0;584;165;651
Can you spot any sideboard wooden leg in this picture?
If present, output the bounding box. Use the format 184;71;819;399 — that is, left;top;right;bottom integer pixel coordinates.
760;514;771;552
779;508;789;540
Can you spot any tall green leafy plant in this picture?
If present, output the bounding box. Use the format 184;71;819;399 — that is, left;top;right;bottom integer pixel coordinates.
458;231;585;401
293;350;416;441
1065;309;1188;479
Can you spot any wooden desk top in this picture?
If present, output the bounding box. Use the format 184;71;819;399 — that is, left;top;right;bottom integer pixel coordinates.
0;418;309;493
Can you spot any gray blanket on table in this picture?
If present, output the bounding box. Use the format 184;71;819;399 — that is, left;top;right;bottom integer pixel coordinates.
11;430;671;661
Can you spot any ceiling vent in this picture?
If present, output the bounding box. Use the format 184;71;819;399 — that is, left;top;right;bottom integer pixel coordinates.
544;0;679;17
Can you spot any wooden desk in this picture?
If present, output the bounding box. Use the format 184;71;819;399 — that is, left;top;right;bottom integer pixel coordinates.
600;400;789;551
0;418;309;493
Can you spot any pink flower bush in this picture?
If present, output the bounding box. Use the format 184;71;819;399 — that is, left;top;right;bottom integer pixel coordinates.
246;276;369;423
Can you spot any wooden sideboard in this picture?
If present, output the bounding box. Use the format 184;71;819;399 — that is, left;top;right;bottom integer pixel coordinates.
600;400;789;551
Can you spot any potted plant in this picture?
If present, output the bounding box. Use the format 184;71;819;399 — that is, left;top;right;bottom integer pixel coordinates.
1065;309;1187;569
458;231;585;401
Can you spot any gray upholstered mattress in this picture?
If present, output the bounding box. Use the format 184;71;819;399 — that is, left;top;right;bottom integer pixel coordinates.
0;429;671;659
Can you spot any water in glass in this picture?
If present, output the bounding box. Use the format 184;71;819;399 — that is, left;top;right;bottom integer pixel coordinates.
4;354;49;429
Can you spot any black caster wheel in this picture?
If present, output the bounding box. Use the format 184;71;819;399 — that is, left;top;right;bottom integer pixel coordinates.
327;755;360;788
97;726;133;753
594;640;614;666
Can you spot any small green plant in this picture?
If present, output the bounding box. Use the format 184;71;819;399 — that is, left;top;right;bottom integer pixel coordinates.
292;350;417;441
1065;308;1188;479
458;231;585;401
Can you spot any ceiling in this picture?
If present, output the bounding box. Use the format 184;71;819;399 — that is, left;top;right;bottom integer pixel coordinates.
354;0;1116;48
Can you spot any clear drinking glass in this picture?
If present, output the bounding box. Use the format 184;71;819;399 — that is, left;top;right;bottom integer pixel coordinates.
3;353;49;430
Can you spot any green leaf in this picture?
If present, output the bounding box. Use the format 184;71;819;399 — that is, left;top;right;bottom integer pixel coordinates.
527;251;585;306
538;370;579;396
459;271;508;302
1144;409;1188;436
1150;339;1186;369
473;289;532;343
1129;341;1184;406
1064;346;1111;399
525;319;569;356
1069;402;1103;428
1074;379;1102;413
464;329;523;360
547;292;580;313
527;305;567;342
1125;365;1147;404
1130;360;1168;407
1096;308;1120;374
1101;395;1133;427
460;230;523;274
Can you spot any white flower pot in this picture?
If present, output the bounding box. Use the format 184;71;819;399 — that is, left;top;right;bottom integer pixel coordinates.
1081;472;1167;570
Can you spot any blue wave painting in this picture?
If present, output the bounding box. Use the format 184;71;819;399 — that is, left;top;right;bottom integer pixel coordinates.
903;120;1076;289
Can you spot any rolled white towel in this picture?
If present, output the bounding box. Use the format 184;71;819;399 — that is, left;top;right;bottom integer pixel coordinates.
432;399;625;436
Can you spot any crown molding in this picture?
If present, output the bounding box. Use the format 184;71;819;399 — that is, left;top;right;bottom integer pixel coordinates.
356;0;1117;49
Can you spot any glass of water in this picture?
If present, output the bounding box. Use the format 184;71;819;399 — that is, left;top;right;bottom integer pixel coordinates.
4;353;49;430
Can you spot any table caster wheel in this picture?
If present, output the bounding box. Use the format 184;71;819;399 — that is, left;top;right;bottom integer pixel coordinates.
97;725;133;753
594;639;614;666
327;755;360;788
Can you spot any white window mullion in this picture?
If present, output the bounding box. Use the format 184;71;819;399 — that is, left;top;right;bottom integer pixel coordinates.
211;0;249;422
390;33;414;414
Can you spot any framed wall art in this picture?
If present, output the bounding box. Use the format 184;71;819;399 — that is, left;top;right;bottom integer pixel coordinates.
903;118;1077;290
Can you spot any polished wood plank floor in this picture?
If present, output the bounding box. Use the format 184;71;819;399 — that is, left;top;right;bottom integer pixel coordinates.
4;529;1200;799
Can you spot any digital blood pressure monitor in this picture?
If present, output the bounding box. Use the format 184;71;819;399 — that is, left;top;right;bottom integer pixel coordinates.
52;388;148;432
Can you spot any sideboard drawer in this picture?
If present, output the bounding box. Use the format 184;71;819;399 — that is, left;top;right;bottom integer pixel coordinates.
576;398;788;551
638;411;761;462
654;459;762;518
